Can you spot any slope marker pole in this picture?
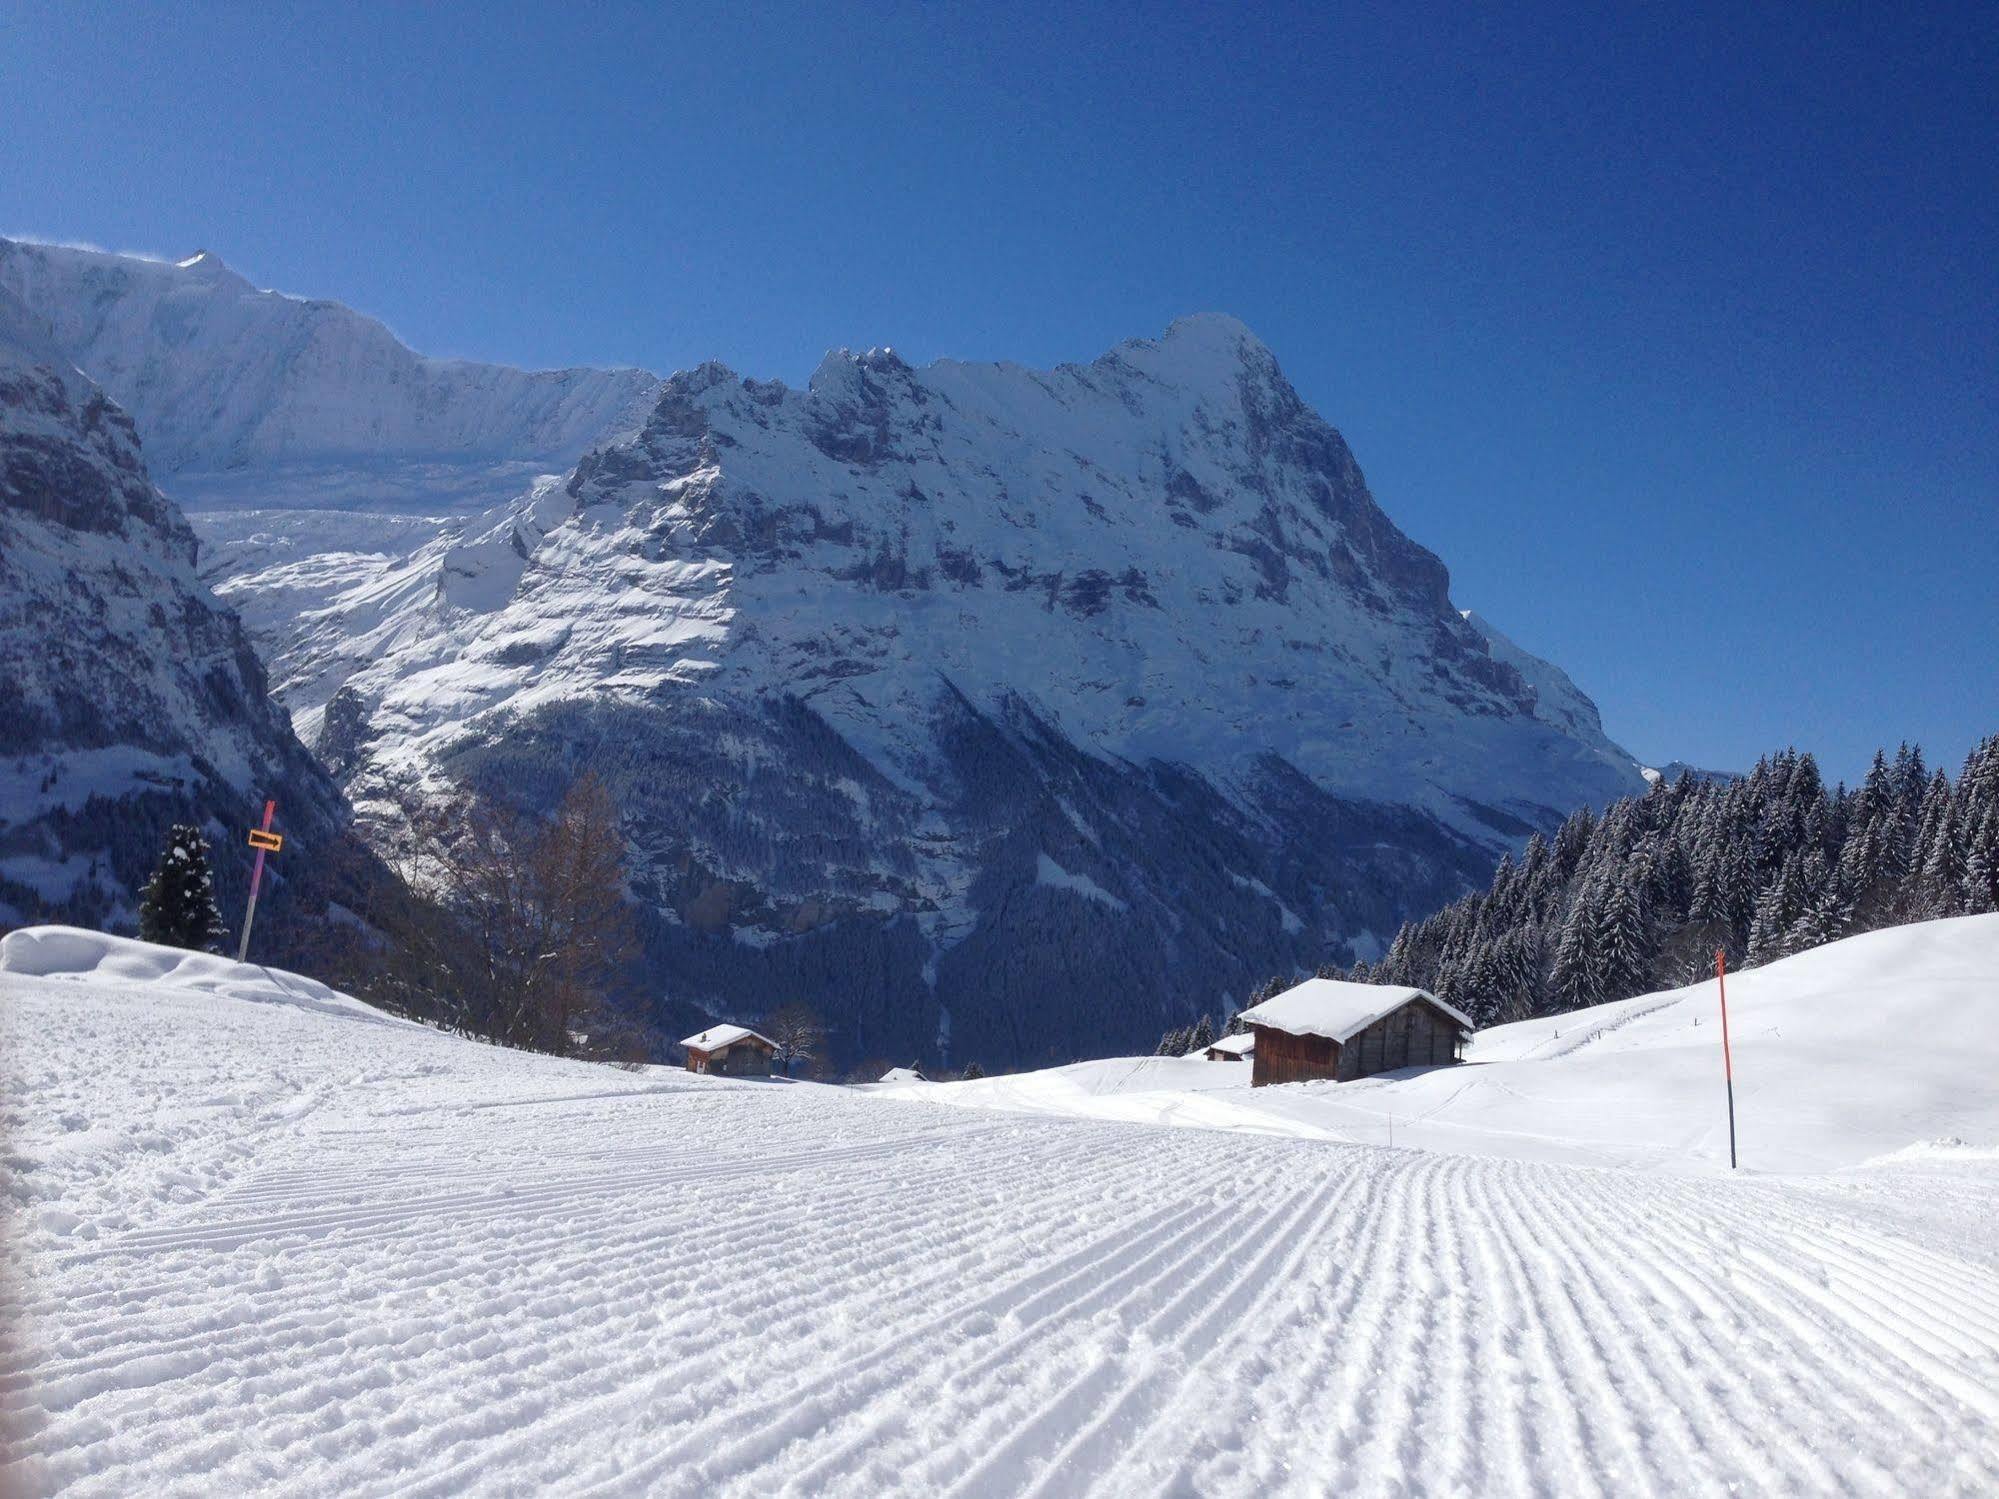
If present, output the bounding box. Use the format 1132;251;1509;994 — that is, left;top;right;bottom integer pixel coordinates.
237;800;280;963
1716;947;1737;1170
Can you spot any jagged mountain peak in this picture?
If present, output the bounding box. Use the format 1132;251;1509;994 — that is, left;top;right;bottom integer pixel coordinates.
170;248;251;287
808;344;913;387
296;317;1642;902
1120;310;1269;366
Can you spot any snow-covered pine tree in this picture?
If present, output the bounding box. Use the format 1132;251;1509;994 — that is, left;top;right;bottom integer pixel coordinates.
1189;1014;1216;1051
1594;862;1653;998
138;823;228;953
960;1061;986;1080
1890;741;1929;873
1965;805;1999;915
1649;836;1694;925
1784;849;1849;953
1912;771;1961;917
1488;924;1542;1025
1550;874;1603;1010
1717;840;1757;953
1945;737;1997;915
1833;815;1885;926
1551;806;1596;882
1747;852;1805;966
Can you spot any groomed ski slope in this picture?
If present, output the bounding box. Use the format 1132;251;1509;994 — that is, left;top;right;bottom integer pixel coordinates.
4;922;1998;1496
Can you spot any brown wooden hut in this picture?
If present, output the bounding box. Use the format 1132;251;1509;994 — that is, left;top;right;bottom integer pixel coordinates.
1237;980;1471;1087
1204;1032;1255;1062
680;1024;778;1077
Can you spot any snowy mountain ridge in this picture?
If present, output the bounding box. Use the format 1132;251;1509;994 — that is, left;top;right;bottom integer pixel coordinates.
0;236;661;510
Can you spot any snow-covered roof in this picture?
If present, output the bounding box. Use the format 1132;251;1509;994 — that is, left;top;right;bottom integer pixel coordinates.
879;1067;927;1084
1204;1032;1255;1057
679;1024;775;1053
1237;980;1472;1044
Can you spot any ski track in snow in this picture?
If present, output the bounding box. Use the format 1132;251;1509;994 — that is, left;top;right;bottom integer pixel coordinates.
5;964;1999;1496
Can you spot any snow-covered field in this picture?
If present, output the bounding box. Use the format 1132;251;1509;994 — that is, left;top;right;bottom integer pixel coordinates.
4;921;1997;1496
898;918;1999;1174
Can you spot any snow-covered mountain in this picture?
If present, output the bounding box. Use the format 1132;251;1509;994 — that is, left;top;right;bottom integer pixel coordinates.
0;237;659;511
0;283;356;937
222;314;1647;1064
0;237;1657;1062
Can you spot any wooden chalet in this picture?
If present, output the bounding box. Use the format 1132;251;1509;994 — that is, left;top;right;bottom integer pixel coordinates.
1237;980;1471;1087
1204;1032;1255;1062
680;1024;778;1077
879;1066;927;1084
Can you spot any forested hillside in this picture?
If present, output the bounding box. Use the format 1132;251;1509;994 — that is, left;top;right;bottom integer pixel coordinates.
1334;735;1999;1027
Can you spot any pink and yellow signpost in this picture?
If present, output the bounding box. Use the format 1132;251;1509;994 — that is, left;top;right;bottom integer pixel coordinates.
237;800;283;963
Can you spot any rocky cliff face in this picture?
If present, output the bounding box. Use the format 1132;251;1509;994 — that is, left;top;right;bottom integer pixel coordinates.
247;314;1646;1065
0;285;355;939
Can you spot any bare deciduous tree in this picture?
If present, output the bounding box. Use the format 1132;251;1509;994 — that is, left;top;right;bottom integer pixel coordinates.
519;775;638;1053
363;771;637;1055
761;1002;826;1077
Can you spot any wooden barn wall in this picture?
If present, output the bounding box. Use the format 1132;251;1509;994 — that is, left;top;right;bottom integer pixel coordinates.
1252;1027;1341;1087
718;1045;773;1076
1340;1002;1463;1080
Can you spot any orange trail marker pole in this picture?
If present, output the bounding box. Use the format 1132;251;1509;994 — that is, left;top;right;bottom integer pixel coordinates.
1716;947;1737;1170
237;800;277;964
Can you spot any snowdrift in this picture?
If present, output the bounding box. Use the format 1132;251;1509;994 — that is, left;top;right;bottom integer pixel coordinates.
900;915;1999;1173
0;926;404;1027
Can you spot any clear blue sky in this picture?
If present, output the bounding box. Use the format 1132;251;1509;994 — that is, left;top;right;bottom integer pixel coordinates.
6;1;1995;784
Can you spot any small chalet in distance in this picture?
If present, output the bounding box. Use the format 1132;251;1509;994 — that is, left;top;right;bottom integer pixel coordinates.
1204;1032;1255;1062
1236;979;1471;1087
879;1066;927;1084
680;1024;778;1077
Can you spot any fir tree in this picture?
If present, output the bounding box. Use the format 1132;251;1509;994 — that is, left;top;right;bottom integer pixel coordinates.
1747;853;1804;965
138;823;229;953
1189;1014;1216;1051
960;1061;986;1081
1912;771;1960;917
1595;864;1653;997
1550;875;1604;1009
1965;806;1999;915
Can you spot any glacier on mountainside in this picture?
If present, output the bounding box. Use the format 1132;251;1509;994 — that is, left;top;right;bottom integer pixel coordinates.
0;236;659;511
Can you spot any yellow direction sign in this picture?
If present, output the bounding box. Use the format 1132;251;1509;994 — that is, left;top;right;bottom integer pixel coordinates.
247;828;284;853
